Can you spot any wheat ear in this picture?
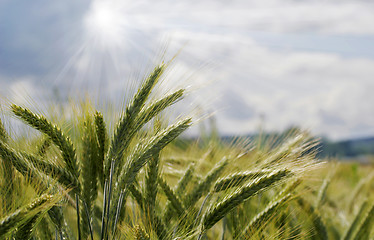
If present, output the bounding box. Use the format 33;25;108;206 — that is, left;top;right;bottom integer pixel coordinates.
202;169;290;231
11;105;79;189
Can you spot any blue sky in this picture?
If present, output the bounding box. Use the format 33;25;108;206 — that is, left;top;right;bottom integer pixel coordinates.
1;0;374;140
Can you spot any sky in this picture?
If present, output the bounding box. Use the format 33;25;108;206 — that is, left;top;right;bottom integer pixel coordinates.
1;0;374;140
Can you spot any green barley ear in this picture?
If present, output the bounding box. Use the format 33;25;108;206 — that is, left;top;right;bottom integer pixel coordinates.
158;176;186;218
11;105;79;190
37;137;52;157
134;225;150;240
163;163;195;222
118;118;191;191
133;89;184;134
264;133;316;166
94;111;107;187
145;153;160;222
106;64;165;179
184;158;228;209
202;169;291;232
240;193;292;238
48;206;70;240
342;199;369;240
24;153;77;189
213;169;274;192
297;197;328;240
0;141;45;185
0;194;56;239
36;217;54;239
0;118;15;211
240;179;301;239
14;213;41;240
0;117;7;142
315;172;333;209
80;115;100;239
350;202;374;240
129;184;145;210
175;163;195;197
113;118;191;225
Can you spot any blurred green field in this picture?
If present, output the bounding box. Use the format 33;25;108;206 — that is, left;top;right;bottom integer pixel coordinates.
1;63;374;240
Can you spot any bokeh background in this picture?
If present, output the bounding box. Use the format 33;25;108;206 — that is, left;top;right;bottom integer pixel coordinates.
1;0;374;141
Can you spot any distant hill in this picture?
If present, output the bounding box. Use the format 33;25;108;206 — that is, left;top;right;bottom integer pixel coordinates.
181;125;374;160
318;136;374;158
220;132;374;159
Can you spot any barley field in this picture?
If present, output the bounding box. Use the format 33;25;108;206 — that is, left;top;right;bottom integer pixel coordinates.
0;63;373;240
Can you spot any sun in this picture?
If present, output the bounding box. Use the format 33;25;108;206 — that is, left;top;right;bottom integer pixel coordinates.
83;0;129;48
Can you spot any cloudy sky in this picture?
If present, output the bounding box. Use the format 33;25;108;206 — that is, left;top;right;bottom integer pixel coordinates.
1;0;374;140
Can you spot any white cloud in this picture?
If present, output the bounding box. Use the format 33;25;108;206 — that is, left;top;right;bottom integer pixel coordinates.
120;0;374;35
1;0;374;140
165;31;374;140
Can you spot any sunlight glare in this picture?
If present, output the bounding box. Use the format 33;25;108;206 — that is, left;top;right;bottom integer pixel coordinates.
84;0;128;48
